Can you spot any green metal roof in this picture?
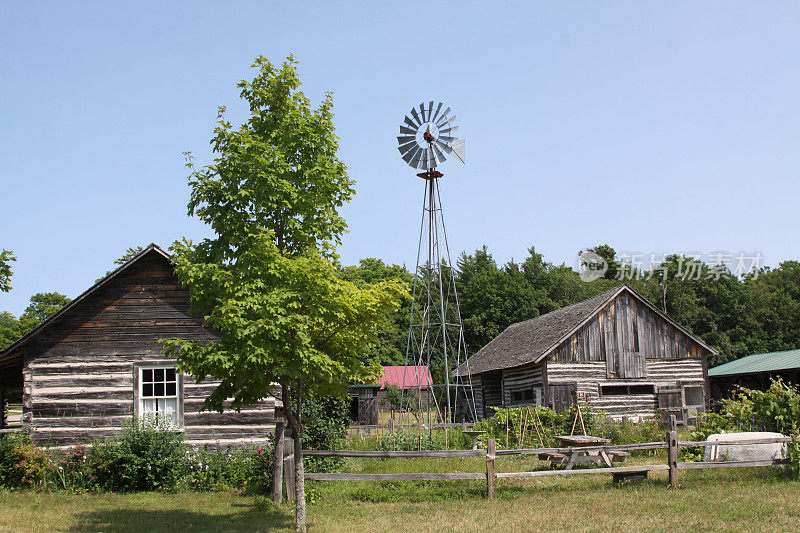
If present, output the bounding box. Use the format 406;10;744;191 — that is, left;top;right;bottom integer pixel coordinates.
708;348;800;377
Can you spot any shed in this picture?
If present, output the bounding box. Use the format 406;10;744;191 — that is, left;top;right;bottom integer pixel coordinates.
0;244;279;448
456;285;716;425
708;348;800;400
348;385;379;425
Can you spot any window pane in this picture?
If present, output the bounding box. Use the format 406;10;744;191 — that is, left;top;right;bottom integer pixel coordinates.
166;368;176;382
154;368;165;382
684;386;704;406
154;383;165;396
142;369;153;383
165;383;176;396
143;384;153;397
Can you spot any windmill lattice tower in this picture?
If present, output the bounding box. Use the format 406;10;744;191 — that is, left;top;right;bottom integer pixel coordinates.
396;102;477;426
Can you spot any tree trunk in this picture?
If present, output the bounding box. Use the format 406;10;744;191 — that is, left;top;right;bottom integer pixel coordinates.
292;427;306;531
282;386;306;532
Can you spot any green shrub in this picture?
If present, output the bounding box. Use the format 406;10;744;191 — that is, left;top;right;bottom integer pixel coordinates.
0;433;31;488
181;444;274;493
685;378;800;467
90;418;186;492
53;445;94;492
302;394;351;472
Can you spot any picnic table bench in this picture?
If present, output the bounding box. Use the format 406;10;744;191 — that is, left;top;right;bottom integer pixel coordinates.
538;435;630;470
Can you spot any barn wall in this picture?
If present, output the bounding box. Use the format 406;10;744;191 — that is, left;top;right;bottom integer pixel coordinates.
546;359;705;419
19;251;276;448
550;291;706;365
501;363;544;406
481;371;502;416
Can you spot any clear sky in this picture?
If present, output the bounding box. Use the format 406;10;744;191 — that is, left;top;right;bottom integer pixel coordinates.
1;2;799;316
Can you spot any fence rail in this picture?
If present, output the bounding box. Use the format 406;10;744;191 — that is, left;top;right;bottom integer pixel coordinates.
291;416;794;501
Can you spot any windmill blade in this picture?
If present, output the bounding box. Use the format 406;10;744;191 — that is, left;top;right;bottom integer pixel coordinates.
427;101;434;121
399;125;417;135
398;140;417;155
418;103;427;123
404;116;419;130
404;145;421;165
438;135;456;144
436;107;451;126
409;108;422;126
450;139;466;164
409;147;423;168
397;135;416;145
432;144;447;163
431;102;443;122
439;115;457;127
436;139;453;154
439;125;459;135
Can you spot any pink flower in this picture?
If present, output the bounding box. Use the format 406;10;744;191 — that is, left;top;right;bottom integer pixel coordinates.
257;448;264;454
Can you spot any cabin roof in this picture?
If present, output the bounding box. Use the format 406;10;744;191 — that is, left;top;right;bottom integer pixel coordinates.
379;365;433;390
708;348;800;377
0;243;170;361
457;284;716;376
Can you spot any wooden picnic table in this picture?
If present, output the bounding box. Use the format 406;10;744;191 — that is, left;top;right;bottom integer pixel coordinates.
539;435;627;470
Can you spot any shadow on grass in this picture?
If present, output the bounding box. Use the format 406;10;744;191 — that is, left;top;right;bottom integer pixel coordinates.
69;498;293;533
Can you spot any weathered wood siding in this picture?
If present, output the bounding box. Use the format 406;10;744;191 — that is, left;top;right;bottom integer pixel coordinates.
550;291;706;365
501;363;544;406
481;371;502;417
17;251;276;448
547;359;705;419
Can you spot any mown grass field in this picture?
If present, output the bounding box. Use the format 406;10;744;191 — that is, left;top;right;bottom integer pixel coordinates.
1;457;798;532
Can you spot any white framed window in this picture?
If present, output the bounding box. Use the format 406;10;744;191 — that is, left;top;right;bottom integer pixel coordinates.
136;365;182;428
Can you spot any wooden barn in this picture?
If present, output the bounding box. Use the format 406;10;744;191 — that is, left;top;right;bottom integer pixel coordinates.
457;285;716;424
708;348;800;400
0;244;278;448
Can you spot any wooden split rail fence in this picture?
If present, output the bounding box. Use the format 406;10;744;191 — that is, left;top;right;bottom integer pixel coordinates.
299;417;792;500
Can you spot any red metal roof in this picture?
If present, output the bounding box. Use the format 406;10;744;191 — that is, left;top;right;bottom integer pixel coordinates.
379;366;433;390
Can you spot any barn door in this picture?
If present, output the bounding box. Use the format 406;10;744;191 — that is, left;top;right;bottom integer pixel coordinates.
549;383;576;413
359;397;378;425
657;388;683;425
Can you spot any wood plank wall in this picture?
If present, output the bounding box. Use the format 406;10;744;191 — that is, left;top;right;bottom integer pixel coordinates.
551;292;706;364
17;251;276;448
501;364;544;406
547;360;705;420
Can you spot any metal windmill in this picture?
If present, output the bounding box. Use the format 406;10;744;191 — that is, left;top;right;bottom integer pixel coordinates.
396;102;477;426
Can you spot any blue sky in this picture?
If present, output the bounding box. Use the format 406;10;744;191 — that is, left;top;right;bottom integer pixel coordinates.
1;2;799;316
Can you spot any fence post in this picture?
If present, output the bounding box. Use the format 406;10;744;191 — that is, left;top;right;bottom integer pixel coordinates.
284;437;296;502
667;414;678;486
486;437;496;500
272;419;285;503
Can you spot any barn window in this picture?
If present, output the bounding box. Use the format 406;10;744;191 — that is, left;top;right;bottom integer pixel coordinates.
600;384;655;396
136;366;183;428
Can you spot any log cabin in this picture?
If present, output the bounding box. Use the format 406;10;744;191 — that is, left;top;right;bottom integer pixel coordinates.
0;244;278;448
456;285;716;424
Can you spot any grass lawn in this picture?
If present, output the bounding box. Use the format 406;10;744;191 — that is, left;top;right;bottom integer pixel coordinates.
1;460;798;532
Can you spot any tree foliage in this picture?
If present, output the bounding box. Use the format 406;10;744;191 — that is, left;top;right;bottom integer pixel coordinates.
162;56;405;530
0;250;15;293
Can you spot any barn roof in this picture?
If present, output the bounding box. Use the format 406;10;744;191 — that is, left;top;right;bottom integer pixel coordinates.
0;243;170;360
457;284;716;376
708;348;800;377
379;366;433;390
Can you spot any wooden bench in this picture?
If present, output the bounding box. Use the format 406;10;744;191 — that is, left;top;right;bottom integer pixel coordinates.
612;466;649;483
538;452;567;465
609;451;631;463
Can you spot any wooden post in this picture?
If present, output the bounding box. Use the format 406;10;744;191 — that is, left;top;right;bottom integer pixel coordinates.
272;420;285;503
486;437;496;500
284;437;296;502
667;414;678;486
0;389;5;430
